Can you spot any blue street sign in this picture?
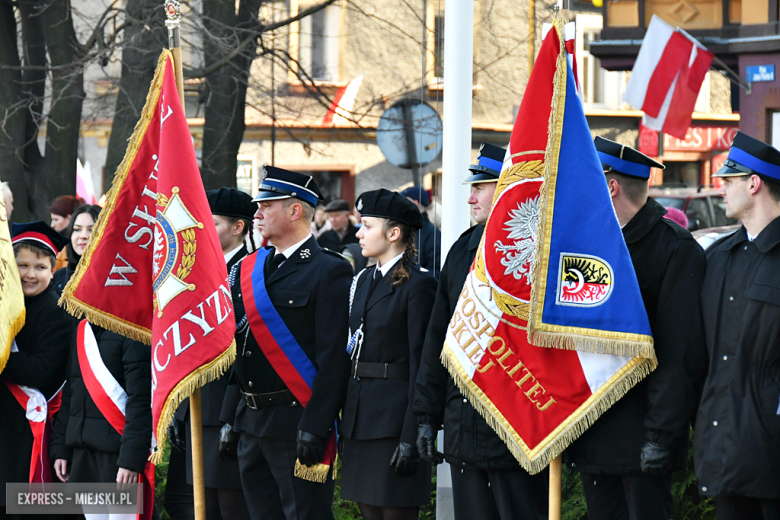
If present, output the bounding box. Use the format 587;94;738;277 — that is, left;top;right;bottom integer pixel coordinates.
746;65;775;83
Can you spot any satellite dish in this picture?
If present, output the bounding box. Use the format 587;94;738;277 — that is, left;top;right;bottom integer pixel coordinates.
376;99;443;169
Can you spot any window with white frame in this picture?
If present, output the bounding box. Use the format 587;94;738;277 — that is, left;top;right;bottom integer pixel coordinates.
575;15;625;109
298;3;341;82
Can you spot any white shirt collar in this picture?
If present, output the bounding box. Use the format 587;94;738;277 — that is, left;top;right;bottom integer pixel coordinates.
747;231;758;242
280;234;313;259
224;244;244;264
375;252;404;278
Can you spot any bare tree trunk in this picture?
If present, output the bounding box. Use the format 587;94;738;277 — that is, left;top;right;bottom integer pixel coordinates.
104;0;165;190
0;0;84;221
31;0;85;217
0;0;30;219
200;0;261;190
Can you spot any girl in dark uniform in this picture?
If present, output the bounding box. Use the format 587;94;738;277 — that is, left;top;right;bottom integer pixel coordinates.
339;189;438;520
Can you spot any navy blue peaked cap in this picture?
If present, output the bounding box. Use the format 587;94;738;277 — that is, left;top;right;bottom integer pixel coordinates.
355;189;423;230
595;136;664;180
465;143;506;184
714;131;780;181
253;165;323;207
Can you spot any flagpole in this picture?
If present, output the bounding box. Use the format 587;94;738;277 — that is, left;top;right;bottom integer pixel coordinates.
549;455;562;520
164;4;206;520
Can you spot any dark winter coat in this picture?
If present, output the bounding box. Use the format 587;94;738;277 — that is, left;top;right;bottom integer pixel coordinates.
317;223;359;253
413;224;521;470
225;236;353;440
49;325;151;474
416;213;441;279
341;261;437;445
0;284;74;504
694;218;780;499
175;245;246;489
565;198;708;474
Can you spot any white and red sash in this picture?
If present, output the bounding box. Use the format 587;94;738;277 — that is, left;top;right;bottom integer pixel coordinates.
76;320;155;520
4;380;63;484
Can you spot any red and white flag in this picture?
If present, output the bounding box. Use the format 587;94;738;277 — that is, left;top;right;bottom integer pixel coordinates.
321;74;363;127
624;15;713;140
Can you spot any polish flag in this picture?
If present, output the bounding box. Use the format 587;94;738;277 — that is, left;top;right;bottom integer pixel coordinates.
321;74;364;127
624;15;713;140
76;159;98;205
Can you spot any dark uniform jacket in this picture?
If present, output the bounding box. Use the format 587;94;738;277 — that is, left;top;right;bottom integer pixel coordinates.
416;213;442;279
695;219;780;499
413;225;521;470
225;236;353;441
317;223;359;253
341;261;437;445
0;284;74;504
174;245;247;488
49;326;151;474
565;198;707;474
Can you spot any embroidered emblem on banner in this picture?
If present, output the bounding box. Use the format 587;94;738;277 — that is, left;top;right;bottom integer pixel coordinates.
153;187;204;314
494;195;540;283
556;254;613;307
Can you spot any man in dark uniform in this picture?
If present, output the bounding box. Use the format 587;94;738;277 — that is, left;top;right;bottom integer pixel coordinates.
564;137;708;520
222;166;352;520
695;132;780;520
317;199;359;252
401;186;441;279
166;188;255;520
414;143;549;520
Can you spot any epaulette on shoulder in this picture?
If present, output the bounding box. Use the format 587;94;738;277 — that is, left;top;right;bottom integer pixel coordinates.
320;247;349;262
660;217;696;240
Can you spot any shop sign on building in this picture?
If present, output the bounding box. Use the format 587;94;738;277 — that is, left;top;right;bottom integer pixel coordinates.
663;125;738;152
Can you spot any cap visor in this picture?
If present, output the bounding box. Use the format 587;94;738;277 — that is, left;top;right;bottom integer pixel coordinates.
463;172;499;185
251;191;291;203
713;165;749;178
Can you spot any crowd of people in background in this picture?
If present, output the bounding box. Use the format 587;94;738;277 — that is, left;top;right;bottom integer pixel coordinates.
1;130;779;520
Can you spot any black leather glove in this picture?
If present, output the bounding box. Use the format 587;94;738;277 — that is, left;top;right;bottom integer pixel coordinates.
416;421;444;465
296;430;326;467
219;423;239;461
640;440;674;475
390;442;420;476
167;419;185;452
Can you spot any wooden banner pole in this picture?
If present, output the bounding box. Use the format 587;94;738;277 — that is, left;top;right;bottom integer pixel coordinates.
165;3;206;520
549;455;562;520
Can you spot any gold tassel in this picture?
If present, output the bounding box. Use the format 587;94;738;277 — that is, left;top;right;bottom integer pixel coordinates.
0;308;25;374
440;341;655;475
293;460;332;483
150;339;237;464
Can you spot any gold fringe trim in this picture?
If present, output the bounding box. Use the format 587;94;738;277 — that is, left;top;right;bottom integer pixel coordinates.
441;342;655;474
293;460;333;483
150;339;236;464
59;50;172;346
0;308;25;374
525;19;655;360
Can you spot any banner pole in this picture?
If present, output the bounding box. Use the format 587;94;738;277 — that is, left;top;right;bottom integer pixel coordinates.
549;455;562;520
164;3;205;520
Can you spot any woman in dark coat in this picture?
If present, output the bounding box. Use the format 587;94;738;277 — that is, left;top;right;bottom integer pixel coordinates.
339;189;438;520
52;204;101;296
50;323;151;492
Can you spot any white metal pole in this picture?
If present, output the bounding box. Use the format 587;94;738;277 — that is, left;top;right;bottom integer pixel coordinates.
439;0;474;260
437;2;474;519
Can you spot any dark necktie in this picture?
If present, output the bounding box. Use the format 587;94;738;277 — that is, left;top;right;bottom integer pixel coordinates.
265;253;285;278
367;269;384;299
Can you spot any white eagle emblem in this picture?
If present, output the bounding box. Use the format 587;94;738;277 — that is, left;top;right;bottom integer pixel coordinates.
494;196;540;283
